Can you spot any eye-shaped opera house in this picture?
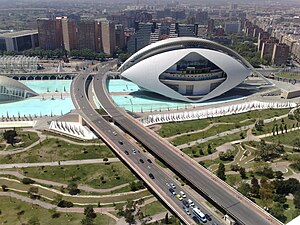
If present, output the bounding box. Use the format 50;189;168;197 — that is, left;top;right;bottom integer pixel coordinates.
119;37;268;103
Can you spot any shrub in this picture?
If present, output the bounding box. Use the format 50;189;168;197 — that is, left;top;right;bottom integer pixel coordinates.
22;178;35;185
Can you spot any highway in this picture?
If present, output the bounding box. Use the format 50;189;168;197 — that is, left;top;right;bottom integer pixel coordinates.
91;66;283;225
71;62;224;225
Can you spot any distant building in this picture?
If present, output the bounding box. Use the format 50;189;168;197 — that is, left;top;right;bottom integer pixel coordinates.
207;19;215;34
37;18;64;50
272;43;289;66
0;30;39;52
78;21;97;51
224;21;241;34
61;17;78;51
100;20;116;55
37;17;121;55
115;24;125;50
260;37;279;59
127;22;198;53
257;31;270;51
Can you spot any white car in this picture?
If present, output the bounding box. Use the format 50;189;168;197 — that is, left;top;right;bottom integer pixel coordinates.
188;199;194;207
179;191;186;198
170;183;176;189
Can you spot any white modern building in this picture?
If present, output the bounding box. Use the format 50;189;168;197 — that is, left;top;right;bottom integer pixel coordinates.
119;37;262;103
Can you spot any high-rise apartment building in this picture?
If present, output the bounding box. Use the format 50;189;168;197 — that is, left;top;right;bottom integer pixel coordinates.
115;24;125;50
78;21;96;51
272;43;289;66
61;17;78;51
37;18;64;50
101;20;116;55
224;21;241;34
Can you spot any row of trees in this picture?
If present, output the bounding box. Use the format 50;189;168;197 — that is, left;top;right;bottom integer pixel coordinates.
1;48;131;61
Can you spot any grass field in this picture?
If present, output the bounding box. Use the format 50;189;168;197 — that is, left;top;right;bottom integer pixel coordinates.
157;109;289;138
140;201;167;216
6;131;40;150
0;196;116;225
253;116;297;136
171;123;237;146
14;162;136;189
263;129;300;146
0;138;115;164
182;132;242;158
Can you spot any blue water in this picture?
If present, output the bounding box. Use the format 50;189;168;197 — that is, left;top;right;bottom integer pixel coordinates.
22;80;72;94
0;80;74;117
0;97;74;117
109;79;243;112
107;79;140;93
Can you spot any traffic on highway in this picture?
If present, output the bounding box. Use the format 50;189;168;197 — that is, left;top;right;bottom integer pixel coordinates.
71;61;224;225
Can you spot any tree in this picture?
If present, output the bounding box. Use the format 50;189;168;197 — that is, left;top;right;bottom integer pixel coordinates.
164;212;169;224
259;177;274;208
28;186;39;199
57;200;73;208
219;150;234;161
81;217;94;225
294;192;300;209
251;177;260;197
67;182;80;195
216;163;226;180
238;183;252;198
274;171;283;179
207;144;212;154
84;206;97;219
1;185;8;192
22;178;35;185
3;130;17;145
239;167;247;179
270;202;287;223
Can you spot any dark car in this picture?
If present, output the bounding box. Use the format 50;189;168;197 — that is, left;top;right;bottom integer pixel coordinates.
139;159;144;163
118;140;123;145
169;188;176;195
124;151;129;155
182;200;189;208
205;214;212;221
192;216;200;224
149;173;155;179
147;159;152;163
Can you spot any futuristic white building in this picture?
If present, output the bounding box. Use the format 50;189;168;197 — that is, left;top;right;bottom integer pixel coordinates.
0;76;38;103
119;37;264;103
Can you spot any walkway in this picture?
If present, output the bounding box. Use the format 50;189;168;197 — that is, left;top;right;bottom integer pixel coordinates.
176;113;289;150
0;129;105;156
165;122;234;141
0;170;130;194
0;157;119;169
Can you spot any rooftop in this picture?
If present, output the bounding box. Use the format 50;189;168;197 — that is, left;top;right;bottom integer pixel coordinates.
0;30;38;38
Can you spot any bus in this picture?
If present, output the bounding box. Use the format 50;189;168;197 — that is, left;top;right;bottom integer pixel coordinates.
192;207;207;223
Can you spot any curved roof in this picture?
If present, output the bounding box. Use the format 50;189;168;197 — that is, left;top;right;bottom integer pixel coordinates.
119;37;255;73
0;75;38;95
121;48;251;103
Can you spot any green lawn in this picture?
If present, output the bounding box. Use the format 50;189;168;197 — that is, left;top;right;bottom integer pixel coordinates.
263;129;300;146
14;162;136;189
171;124;237;146
182;132;242;158
253;116;297;136
6;131;40;150
140;201;167;216
157;109;289;138
0;138;115;164
0;196;116;225
0;178;151;204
